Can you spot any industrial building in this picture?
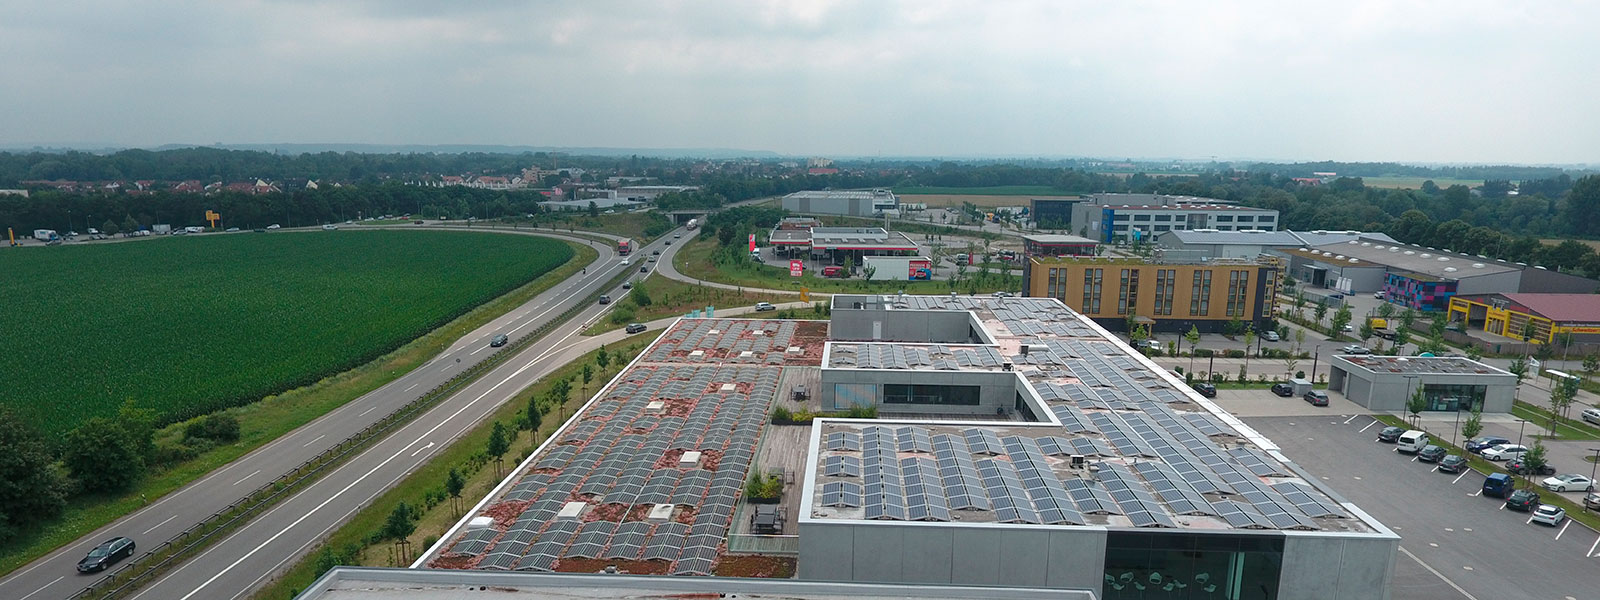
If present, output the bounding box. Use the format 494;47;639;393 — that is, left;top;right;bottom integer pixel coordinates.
616;185;698;201
1327;355;1516;413
1069;194;1280;243
1021;255;1280;334
539;197;647;212
417;297;1396;600
782;189;899;217
1155;230;1397;260
1021;233;1100;257
1448;293;1600;344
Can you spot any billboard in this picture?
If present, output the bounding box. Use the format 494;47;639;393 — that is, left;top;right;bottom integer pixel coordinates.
790;260;804;277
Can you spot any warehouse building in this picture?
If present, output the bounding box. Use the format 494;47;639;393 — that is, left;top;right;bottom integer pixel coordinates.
1327;355;1516;413
1021;255;1279;333
1448;293;1600;344
782;189;899;217
1155;229;1397;260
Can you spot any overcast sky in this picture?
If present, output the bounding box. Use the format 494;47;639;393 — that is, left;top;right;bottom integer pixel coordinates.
1;1;1595;163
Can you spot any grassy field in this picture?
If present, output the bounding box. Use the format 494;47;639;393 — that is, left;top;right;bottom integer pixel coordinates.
1361;176;1485;189
899;193;1078;208
582;273;794;335
0;230;572;436
675;237;1019;295
524;211;674;243
1541;238;1600;250
894;185;1066;196
249;336;661;600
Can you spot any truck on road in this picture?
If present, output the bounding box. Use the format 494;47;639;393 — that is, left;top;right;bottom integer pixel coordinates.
686;218;698;230
33;229;58;242
617;239;633;256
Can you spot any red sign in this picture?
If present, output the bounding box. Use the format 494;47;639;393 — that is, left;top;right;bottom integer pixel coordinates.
909;259;931;277
749;233;756;252
790;260;804;277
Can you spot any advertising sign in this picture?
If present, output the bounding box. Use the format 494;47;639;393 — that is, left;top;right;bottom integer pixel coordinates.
790;259;804;277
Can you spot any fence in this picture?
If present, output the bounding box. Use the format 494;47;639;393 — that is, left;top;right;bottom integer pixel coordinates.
67;266;631;600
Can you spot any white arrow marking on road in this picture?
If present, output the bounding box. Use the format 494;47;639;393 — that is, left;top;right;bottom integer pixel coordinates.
232;470;260;486
17;576;62;600
142;514;179;535
411;442;435;457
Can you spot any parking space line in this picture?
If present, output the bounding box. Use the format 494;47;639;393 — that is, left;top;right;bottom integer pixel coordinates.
1556;520;1571;540
1398;546;1480;600
1452;472;1468;485
1344;414;1360;424
1470;488;1482;497
1587;535;1600;557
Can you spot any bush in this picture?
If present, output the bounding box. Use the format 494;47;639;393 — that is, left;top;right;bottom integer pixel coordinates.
745;471;783;503
1224;349;1246;359
1210;373;1226;384
771;405;793;423
1294;370;1306;379
844;405;879;419
184;413;241;443
1193;348;1214;358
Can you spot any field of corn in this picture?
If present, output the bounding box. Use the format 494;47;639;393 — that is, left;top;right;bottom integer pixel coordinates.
0;229;573;435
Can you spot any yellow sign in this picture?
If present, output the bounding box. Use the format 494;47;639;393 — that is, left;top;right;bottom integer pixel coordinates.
800;287;809;302
205;210;220;228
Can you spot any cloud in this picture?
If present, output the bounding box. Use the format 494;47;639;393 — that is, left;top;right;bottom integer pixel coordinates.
0;0;1594;163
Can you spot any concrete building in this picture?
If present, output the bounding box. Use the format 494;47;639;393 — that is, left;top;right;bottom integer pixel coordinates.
539;197;647;212
1029;197;1084;228
1448;293;1600;344
1021;234;1099;258
1156;230;1397;261
1069;195;1280;243
783;189;899;217
617;185;698;201
1328;355;1516;413
1022;255;1280;334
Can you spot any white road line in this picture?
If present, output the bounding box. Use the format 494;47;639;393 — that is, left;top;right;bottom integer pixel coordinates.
1526;515;1534;524
1430;466;1439;473
359;406;377;417
469;345;487;356
232;470;260;486
1452;472;1468;485
1344;414;1360;424
1586;535;1600;557
1358;420;1377;432
17;576;62;600
405;383;419;392
411;441;435;457
1557;520;1571;540
141;514;179;535
1398;546;1480;600
301;434;325;448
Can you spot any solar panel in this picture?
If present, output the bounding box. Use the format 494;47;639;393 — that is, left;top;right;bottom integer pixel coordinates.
564;522;615;559
1271;482;1348;519
1228;447;1288;477
823;455;862;478
447;527;497;556
642;522;688;561
821;481;863;507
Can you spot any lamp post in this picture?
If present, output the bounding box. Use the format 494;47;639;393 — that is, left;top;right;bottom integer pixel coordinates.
1588;448;1600;511
1515;418;1529;451
1451;405;1462;449
1404;376;1418;427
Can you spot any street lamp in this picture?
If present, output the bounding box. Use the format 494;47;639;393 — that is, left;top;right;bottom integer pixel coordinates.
1588;448;1600;511
1515;418;1529;450
1403;376;1418;427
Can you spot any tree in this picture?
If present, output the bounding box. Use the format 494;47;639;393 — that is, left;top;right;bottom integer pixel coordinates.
1129;322;1150;351
587;200;599;218
62;417;145;493
1391;326;1411;353
1283;329;1304;379
100;218;120;236
1184;326;1201;372
1551;375;1580;426
1519;319;1537;343
1242;328;1256;372
1461;407;1483;441
581;363;594;393
1583;353;1599;385
1520;441;1549;478
1377;302;1396;320
486;421;510;476
595;346;610;372
1358;319;1375;344
628;281;652;307
1464;344;1483;361
382;502;418;563
120;214;140;234
862;264;877;282
1554;331;1576;363
0;409;69;543
1399;307;1418;331
526;388;544;435
1313;299;1329;326
445;468;465;518
1329;303;1353;339
1406;386;1429;427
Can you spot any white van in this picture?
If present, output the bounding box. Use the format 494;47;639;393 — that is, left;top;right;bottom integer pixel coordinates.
1581;407;1600;426
1396;430;1429;454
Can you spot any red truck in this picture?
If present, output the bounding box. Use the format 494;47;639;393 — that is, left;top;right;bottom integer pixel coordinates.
617;239;633;256
822;266;846;278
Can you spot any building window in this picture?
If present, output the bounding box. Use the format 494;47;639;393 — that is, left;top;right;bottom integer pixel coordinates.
1236;215;1254;222
1083;268;1103;314
1215;226;1232;231
1113;213;1129;222
883;383;980;405
1117;269;1140;315
1154;225;1170;232
1103;532;1283;600
1189;271;1211;316
1133;214;1152;222
1224;270;1250;317
1258;215;1276;222
1154;269;1176;315
1154;214;1172;221
1113;225;1130;232
1215;215;1234;222
1047;268;1060;300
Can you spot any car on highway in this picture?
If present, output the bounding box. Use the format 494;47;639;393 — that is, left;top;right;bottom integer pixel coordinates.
1438;454;1469;473
648;256;657;262
1376;426;1405;443
1191;382;1217;398
621;259;630;265
598;294;611;305
1530;504;1566;526
754;302;776;312
1465;435;1512;454
652;249;661;255
1482;444;1529;462
1417;445;1447;463
674;233;681;238
1505;489;1540;512
640;266;649;273
1261;330;1280;342
1303;390;1329;406
1339;344;1370;355
1540;474;1595;492
665;240;672;245
490;334;508;347
78;537;135;573
625;323;647;334
1507;459;1555;476
322;224;337;230
1271;382;1295;397
622;282;632;289
992;291;1014;298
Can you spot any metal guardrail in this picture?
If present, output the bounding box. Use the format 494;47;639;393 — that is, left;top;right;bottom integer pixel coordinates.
67;266;632;600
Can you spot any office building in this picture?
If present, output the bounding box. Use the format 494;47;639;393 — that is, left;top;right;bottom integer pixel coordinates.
782;189;899;217
1328;356;1516;413
1070;195;1280;243
1022;256;1279;333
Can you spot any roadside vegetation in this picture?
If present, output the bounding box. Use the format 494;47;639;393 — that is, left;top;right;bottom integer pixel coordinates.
893;185;1066;196
582;273;796;335
251;336;660;600
0;235;593;576
506;209;675;243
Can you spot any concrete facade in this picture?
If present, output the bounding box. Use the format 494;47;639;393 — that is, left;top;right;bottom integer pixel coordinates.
798;521;1106;591
1278;534;1399;600
783;190;898;217
1327;356;1517;413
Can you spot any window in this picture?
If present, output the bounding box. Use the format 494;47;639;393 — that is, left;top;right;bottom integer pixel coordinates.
1083;268;1103;314
1154;214;1172;221
1225;270;1250;317
1117;269;1139;315
1113;225;1130;232
1113;213;1129;221
1236;215;1254;222
1154;225;1170;232
1189;271;1211;316
1153;269;1176;315
1215;215;1234;222
1103;532;1283;600
1132;214;1152;222
1215;226;1231;231
883;383;979;405
1258;215;1276;222
1047;268;1060;300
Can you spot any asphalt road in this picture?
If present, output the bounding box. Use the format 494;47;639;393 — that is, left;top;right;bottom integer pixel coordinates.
1245;414;1600;600
0;227;680;600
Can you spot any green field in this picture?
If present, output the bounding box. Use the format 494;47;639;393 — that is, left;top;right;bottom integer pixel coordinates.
0;230;573;435
674;237;1019;295
894;185;1067;196
1360;176;1486;189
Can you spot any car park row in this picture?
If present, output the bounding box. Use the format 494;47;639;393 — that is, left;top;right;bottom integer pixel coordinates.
1376;425;1597;528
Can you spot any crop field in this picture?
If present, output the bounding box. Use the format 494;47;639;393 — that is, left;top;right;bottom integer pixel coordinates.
1360;176;1485;189
0;230;573;435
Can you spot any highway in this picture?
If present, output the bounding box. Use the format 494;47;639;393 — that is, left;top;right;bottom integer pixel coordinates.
0;227;684;600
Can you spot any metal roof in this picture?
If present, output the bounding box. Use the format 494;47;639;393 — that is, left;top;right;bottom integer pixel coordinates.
1499;293;1600;323
1305;239;1517;279
1335;355;1514;376
1158;230;1304;246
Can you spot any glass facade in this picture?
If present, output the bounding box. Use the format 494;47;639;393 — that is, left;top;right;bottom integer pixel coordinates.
1421;383;1486;411
1103;532;1284;600
882;383;979;405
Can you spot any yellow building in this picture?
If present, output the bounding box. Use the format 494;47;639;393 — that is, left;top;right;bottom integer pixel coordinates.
1447;293;1600;344
1022;256;1279;333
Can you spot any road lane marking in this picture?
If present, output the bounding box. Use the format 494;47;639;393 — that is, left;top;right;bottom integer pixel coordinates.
302;434;325;448
1587;535;1600;557
1344;415;1360;424
405;383;419;392
142;514;179;535
18;576;62;600
359;406;377;417
469;345;487;356
1452;472;1468;484
232;470;260;486
411;441;435;457
1398;546;1480;600
1557;520;1571;540
1358;420;1377;433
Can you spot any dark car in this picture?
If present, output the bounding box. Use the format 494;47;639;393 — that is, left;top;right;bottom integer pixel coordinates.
1303;390;1329;406
1417;445;1447;463
640;266;649;273
622;282;633;289
1507;459;1556;476
1377;426;1406;443
1191;382;1217;398
624;323;647;334
1466;435;1512;454
1438;454;1469;473
78;537;135;573
652;249;661;255
1271;383;1294;397
1505;489;1541;512
490;334;508;347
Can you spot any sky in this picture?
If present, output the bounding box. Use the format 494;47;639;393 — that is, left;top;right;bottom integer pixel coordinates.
1;0;1596;164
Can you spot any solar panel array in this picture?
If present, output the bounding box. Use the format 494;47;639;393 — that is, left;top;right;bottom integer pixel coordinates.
645;319;803;366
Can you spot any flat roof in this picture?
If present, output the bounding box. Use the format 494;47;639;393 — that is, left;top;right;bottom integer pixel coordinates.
424;319;828;576
809;227;918;251
1029;255;1274;268
1022;234;1099;245
807;296;1378;535
1334;355;1513;376
1158;230;1304;246
1305;240;1517;279
1100;204;1275;212
770;229;811;244
1499;293;1600;323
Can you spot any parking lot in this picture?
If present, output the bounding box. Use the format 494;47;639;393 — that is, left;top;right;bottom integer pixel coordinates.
1245;413;1600;599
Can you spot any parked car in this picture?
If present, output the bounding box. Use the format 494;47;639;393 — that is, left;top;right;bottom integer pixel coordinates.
1271;382;1295;397
1376;426;1405;443
1438;454;1469;473
78;537;135;573
1396;430;1429;454
1541;474;1595;493
1582;407;1600;426
1373;291;1385;299
1341;324;1355;332
1135;339;1162;351
624;323;647;334
1482;473;1515;498
1417;445;1447;463
1585;493;1600;510
267;224;281;229
992;291;1014;298
1339;344;1370;355
1481;444;1529;462
1504;489;1540;512
754;302;776;312
1530;504;1566;526
1465;435;1512;454
225;227;240;232
1261;330;1280;342
490;334;508;347
1191;382;1217;398
1507;459;1555;476
1303;390;1329;406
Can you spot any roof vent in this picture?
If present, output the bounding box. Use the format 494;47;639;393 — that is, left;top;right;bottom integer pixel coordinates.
1362;242;1372;246
689;350;704;358
646;400;665;413
1348;240;1358;245
1349;258;1359;263
466;516;495;530
1299;247;1309;251
557;502;588;520
720;383;737;392
739;351;754;358
679;451;703;468
647;504;675;521
1389;247;1399;252
1420;253;1432;258
709;330;720;335
1335;255;1346;260
1536;265;1548;270
1404;251;1416;255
